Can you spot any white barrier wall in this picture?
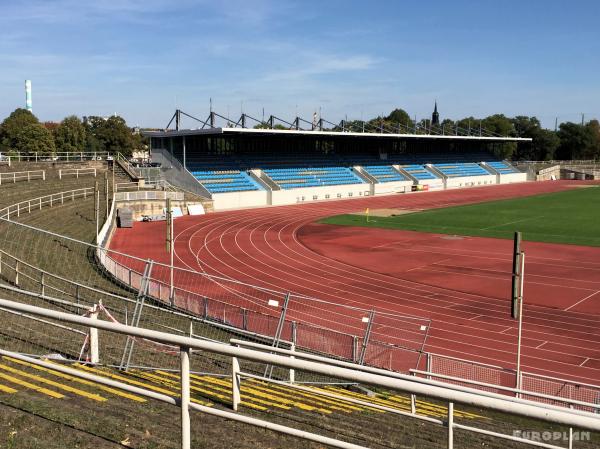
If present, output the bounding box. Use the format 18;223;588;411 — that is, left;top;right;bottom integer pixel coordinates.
499;172;527;183
445;175;497;189
417;180;444;191
373;180;413;195
212;190;269;210
271;183;370;206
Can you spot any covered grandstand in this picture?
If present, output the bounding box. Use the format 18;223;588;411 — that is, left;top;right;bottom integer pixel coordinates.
145;121;530;210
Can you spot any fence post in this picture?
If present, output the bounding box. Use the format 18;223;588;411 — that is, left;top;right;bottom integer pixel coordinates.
203;297;209;319
89;302;100;364
358;310;375;365
447;402;454;449
568;405;574;449
120;260;153;371
41;272;45;296
232;356;241;411
242;308;248;330
352;336;358;363
180;346;191;449
15;261;19;286
426;353;432;380
289;343;296;384
42;170;45;181
265;293;290;378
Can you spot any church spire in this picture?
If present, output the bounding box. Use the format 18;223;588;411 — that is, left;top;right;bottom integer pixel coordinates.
431;101;440;126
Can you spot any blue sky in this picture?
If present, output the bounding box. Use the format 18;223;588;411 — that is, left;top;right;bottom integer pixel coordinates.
1;0;598;129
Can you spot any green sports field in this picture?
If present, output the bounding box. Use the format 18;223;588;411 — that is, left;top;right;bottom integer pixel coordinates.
320;186;600;247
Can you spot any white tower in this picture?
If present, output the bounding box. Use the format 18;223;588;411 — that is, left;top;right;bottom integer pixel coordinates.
25;80;32;112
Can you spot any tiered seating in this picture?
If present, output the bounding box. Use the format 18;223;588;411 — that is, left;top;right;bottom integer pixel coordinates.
399;165;439;180
362;165;408;183
486;161;519;174
264;167;365;190
433;163;491;178
190;170;263;193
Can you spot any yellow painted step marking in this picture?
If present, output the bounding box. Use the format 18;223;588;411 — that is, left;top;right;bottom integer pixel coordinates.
386;394;483;419
245;379;359;413
72;364;212;407
0;363;106;402
139;371;270;411
325;386;481;419
130;370;265;411
0;383;18;393
320;386;446;418
305;386;385;414
193;375;314;412
0;372;64;398
5;357;146;403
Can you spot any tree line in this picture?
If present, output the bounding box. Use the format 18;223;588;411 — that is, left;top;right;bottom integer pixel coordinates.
341;109;600;161
2;107;598;162
0;108;145;158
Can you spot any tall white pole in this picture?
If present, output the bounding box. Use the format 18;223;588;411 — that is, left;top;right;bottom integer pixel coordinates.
515;252;525;394
180;347;191;449
170;212;174;304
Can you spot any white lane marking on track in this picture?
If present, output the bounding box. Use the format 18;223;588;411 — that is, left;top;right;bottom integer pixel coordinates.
564;290;600;312
480;215;545;230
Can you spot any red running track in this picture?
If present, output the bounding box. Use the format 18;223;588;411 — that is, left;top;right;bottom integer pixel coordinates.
111;181;600;384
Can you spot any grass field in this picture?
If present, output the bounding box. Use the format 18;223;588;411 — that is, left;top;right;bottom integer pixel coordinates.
320;186;600;247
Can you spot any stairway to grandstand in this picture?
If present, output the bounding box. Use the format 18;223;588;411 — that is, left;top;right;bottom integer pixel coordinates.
190;169;264;193
432;162;492;178
362;165;408;183
399;164;440;180
263;166;365;189
486;161;520;174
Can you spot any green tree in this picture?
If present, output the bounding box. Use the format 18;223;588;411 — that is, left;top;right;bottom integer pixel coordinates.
511;116;559;161
0;108;40;152
13;123;56;155
85;115;135;157
585;119;600;160
54;115;87;153
556;122;596;160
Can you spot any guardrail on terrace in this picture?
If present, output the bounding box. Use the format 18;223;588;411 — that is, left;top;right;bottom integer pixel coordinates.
1;298;599;449
1;151;112;163
0;169;45;185
422;352;600;413
0;187;94;220
58;167;97;179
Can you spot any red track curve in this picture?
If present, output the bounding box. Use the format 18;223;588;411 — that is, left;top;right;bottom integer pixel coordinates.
111;181;600;384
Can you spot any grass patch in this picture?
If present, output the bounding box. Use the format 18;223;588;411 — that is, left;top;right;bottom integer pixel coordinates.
320;187;600;246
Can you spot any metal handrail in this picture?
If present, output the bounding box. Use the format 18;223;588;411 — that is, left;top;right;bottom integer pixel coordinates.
1;297;599;449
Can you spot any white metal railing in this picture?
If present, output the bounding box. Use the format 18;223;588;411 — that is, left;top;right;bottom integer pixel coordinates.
58;167;97;179
423;352;600;413
114;180;175;193
0;170;45;185
113;190;184;201
0;187;94;220
2;152;111;163
1;297;599;449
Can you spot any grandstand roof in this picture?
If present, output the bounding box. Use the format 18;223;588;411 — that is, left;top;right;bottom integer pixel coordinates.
144;127;532;142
